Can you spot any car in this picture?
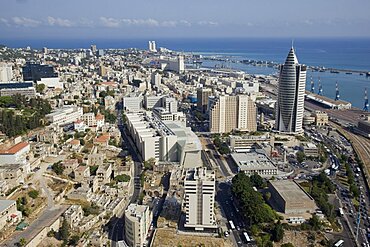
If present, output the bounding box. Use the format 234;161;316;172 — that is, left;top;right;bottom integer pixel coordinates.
236;226;240;231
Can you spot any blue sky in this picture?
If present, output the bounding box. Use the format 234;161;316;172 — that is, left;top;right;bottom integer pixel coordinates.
1;0;370;39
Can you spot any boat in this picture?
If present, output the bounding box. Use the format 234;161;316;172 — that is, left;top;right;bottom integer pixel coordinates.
345;72;352;75
330;70;339;74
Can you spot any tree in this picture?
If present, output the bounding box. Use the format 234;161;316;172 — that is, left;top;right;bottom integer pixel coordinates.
52;162;64;175
114;174;130;182
18;237;27;247
296;151;305;163
350;184;360;198
36;83;45;93
308;215;322;230
28;190;39;199
69;235;80;245
281;243;294;247
60;219;70;242
144;158;156;171
271;222;284;242
250;173;264;189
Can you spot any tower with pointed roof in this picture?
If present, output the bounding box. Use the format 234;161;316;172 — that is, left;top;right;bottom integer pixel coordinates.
275;47;307;134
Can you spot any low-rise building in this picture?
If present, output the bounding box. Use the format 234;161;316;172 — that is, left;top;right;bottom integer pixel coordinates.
97;163;112;184
0;200;22;230
230;150;278;177
314;111;328;126
268;180;317;215
0;142;30;166
64;205;84;229
301;143;319;158
46;106;83;126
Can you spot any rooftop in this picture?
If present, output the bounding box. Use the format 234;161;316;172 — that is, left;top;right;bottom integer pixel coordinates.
269;180;314;203
0;142;29;155
0;200;16;213
230;150;277;171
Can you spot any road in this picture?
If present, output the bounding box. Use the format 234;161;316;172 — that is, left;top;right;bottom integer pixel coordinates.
216;182;255;247
110;107;143;247
2;205;68;247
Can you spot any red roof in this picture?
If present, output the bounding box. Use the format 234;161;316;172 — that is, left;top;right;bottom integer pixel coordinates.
95;134;109;143
0;142;29;155
101;81;117;86
96;114;104;120
70;139;80;145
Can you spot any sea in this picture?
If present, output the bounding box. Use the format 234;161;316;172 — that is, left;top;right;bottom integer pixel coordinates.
2;37;370;109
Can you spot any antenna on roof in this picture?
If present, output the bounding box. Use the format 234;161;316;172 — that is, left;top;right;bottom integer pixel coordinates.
291;39;294;48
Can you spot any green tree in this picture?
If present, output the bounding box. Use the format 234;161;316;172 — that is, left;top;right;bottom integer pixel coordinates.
250;173;264;189
60;219;70;242
281;243;294;247
28;190;39;199
36;83;45;93
114;174;130;182
18;237;27;247
271;222;284;242
296;151;305;163
69;235;80;245
52;162;64;175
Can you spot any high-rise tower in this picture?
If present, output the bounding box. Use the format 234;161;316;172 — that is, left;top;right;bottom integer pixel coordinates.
275;47;306;134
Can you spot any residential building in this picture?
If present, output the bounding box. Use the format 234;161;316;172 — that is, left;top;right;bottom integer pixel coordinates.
158;55;185;73
275;47;306;134
64;205;84;229
0;200;22;230
125;204;151;247
151;72;161;87
97;163;112;184
148;41;157;52
0;63;13;82
197;87;212;113
184;167;217;231
209;95;257;133
0;142;30;165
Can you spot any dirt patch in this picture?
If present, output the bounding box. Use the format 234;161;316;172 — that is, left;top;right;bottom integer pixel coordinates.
274;230;327;247
152;228;233;247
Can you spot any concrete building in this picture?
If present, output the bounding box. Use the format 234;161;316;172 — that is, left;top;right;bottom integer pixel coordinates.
358;120;370;137
184;167;217;231
230;150;278;177
228;134;271;152
151;72;161;87
275;47;306;134
159;55;185;73
268;180;317;214
148;41;157;52
46;106;83;126
0;82;36;98
197;87;212;113
0;63;13;82
144;95;163;110
314;111;328;126
0;200;22;230
126;112;201;168
301;143;319;157
209;95;257;133
123;96;143;112
125;204;151;247
152;107;185;122
0;142;30;166
64;205;84;229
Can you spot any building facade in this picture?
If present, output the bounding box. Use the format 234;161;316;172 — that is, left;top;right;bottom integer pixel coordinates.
275;47;306;134
209;95;257;133
197;87;212;113
183;167;217;231
125;204;150;247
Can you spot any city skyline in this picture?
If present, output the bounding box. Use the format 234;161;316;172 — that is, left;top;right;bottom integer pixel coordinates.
1;0;370;39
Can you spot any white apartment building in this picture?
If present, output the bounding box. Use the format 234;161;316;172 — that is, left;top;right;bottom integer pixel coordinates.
0;200;22;230
125;204;151;247
158;55;185;73
81;113;105;128
184;167;217;231
0;63;13;82
46;106;83;126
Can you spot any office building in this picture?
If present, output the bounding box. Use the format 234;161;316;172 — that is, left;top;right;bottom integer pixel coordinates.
158;55;185;73
314;111;328;126
144;95;163;110
125;112;201;168
275;47;306;134
184;167;217;231
148;41;157;52
91;44;97;54
230;150;278;177
228;134;271;152
209;95;257;133
268;180;317;214
22;62;58;81
0;142;30;165
0;63;13;82
123;96;143;112
151;72;161;87
0;82;35;98
125;204;150;247
197;88;212;113
46;106;83;126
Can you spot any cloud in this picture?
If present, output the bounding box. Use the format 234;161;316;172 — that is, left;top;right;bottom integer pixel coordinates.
100;17;121;28
197;21;218;26
11;17;41;27
47;16;74;27
0;18;10;27
100;17;200;28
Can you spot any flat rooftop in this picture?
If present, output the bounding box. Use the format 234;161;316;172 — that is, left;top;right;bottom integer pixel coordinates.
0;200;15;213
269;180;314;203
231;151;277;171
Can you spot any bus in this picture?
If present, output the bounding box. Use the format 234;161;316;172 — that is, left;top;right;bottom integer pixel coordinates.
243;232;251;242
334;239;344;247
338;208;344;217
229;220;235;230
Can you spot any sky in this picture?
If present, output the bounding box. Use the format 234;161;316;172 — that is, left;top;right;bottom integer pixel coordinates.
1;0;370;40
